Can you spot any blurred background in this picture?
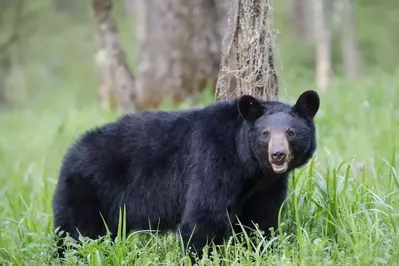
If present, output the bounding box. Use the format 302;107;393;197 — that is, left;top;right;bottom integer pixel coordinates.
0;0;398;111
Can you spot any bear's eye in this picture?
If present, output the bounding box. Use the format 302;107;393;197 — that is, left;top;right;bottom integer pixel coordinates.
263;130;270;138
286;129;296;138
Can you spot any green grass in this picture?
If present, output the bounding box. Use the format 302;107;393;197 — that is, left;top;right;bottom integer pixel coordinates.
0;73;398;265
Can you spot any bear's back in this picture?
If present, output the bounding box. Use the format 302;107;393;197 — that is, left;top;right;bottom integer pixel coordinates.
59;100;239;184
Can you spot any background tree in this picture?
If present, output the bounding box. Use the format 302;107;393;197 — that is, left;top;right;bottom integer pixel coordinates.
314;0;332;92
133;0;227;109
0;0;25;108
53;0;76;13
291;0;314;41
216;0;279;101
92;0;138;113
339;0;358;79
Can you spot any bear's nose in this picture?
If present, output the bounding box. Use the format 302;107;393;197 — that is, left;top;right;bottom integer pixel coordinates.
271;151;286;162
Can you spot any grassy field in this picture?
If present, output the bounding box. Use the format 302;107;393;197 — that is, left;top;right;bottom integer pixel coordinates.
0;72;398;265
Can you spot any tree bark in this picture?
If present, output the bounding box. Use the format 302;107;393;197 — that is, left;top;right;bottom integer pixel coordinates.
216;0;279;101
340;0;358;79
314;0;332;92
92;0;138;113
134;0;225;109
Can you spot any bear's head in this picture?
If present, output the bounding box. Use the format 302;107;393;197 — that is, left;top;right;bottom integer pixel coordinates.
237;90;320;175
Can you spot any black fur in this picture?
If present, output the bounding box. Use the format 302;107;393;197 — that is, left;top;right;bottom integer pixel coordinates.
52;90;320;260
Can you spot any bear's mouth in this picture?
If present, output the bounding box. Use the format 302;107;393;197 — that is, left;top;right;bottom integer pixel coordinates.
270;161;288;174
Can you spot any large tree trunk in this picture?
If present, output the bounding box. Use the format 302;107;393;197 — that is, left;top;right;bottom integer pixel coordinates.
340;0;358;79
216;0;279;101
92;0;138;113
314;0;332;92
134;0;226;109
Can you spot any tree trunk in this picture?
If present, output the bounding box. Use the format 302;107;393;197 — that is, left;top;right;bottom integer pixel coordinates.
54;0;76;13
0;91;6;107
123;0;134;16
291;0;314;41
0;58;8;108
0;0;25;108
92;0;138;113
216;0;279;101
134;0;225;109
314;0;332;92
340;0;358;79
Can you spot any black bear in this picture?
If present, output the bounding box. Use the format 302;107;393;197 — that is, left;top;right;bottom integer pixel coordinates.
52;90;320;260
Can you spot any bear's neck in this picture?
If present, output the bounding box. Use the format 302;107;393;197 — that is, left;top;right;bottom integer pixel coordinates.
260;168;290;184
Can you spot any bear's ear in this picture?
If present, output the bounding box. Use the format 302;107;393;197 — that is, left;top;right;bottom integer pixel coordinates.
237;95;264;122
293;90;320;120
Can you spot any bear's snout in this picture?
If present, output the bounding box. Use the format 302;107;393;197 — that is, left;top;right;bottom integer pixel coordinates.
270;148;287;164
268;132;291;174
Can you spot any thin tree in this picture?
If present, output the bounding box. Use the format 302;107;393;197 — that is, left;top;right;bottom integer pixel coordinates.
92;0;138;113
0;0;25;107
54;0;77;13
340;0;358;79
314;0;332;92
215;0;279;101
291;0;314;41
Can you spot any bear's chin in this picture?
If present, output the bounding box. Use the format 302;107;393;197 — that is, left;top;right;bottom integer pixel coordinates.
271;162;288;174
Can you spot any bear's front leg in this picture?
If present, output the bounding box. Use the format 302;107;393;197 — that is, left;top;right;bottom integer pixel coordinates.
179;211;229;258
178;190;233;262
235;176;289;239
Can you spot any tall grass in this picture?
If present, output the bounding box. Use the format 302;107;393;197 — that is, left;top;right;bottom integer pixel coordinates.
0;73;398;265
